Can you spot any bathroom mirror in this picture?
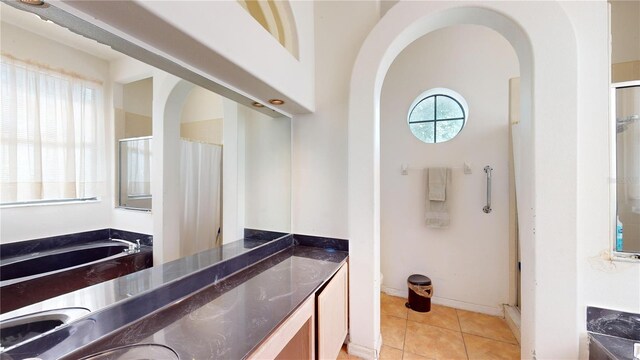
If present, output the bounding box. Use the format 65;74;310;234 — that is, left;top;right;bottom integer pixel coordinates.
116;78;153;211
0;0;291;308
118;137;152;211
612;81;640;256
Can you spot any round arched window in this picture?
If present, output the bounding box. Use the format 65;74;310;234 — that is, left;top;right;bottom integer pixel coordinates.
407;88;468;143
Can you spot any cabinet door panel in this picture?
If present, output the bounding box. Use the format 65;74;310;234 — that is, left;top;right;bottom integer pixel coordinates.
249;296;315;360
317;263;348;360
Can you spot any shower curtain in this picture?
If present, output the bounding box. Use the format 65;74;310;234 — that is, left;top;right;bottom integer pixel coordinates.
179;139;222;258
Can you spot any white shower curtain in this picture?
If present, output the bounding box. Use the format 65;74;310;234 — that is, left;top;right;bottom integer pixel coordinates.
179;139;222;257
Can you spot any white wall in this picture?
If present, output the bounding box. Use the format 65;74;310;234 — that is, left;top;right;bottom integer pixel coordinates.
222;99;244;243
110;57;155;237
292;1;379;238
181;87;224;123
180;87;224;145
122;78;152;138
380;25;519;315
242;107;291;233
561;2;640;358
0;22;112;243
123;78;153;117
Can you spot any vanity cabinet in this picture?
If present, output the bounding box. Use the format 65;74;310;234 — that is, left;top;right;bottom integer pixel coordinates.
248;295;316;360
248;262;348;360
317;262;349;360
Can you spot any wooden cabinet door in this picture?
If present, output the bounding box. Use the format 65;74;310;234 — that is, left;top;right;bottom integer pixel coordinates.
248;296;315;360
317;263;348;360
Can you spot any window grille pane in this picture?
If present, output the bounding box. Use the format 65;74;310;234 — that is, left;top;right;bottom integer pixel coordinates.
409;122;435;143
435;120;464;143
436;96;463;119
407;89;467;144
409;96;435;122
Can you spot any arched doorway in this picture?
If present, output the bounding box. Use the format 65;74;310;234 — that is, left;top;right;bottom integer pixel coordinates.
347;3;578;359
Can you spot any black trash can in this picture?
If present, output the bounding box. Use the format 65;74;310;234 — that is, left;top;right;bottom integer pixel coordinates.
405;274;432;312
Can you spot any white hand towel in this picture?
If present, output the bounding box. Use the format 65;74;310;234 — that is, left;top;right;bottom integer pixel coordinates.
425;168;452;228
428;168;447;201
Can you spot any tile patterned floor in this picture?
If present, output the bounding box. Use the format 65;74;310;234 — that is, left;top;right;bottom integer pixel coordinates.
337;293;520;360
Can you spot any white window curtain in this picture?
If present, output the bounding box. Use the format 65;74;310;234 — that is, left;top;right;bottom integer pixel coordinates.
0;54;104;204
179;139;222;257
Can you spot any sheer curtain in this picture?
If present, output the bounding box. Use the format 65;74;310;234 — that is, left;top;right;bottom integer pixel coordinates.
0;55;104;203
179;139;222;257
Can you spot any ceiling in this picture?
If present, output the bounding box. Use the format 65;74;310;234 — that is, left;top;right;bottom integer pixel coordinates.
1;2;125;62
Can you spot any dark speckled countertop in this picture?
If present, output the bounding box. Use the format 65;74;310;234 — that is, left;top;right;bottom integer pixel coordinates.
2;244;348;360
587;306;640;360
64;246;348;360
0;236;289;323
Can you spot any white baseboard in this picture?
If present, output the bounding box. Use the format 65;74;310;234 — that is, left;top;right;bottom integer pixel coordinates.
381;286;504;317
381;286;405;298
503;305;521;344
347;333;382;360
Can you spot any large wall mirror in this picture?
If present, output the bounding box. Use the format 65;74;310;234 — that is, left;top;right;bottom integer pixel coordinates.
117;78;153;211
612;81;640;257
0;0;291;308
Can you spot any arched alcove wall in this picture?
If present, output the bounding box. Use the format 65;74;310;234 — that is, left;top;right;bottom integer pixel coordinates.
348;2;578;359
155;78;244;263
153;77;192;264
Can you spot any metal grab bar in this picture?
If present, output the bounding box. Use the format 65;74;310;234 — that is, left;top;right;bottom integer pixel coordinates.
483;166;493;214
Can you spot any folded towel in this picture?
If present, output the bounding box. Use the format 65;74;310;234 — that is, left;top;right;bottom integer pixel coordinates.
428;168;447;201
425;168;451;228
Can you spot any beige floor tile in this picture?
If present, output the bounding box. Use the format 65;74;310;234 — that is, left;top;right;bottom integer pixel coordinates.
382;314;407;350
403;351;434;360
457;310;517;344
380;345;404;360
407;304;460;332
404;321;467;360
337;344;350;359
336;344;364;360
382;292;409;319
463;334;520;360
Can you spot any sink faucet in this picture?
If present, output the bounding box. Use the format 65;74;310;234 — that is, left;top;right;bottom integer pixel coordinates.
111;239;141;254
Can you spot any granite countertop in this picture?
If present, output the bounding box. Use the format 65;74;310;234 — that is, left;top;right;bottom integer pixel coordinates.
62;245;348;360
2;241;348;360
587;306;640;360
589;333;638;360
0;236;288;322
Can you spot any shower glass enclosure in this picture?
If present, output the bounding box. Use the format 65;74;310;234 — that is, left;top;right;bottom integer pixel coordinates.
118;136;152;211
613;82;640;256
